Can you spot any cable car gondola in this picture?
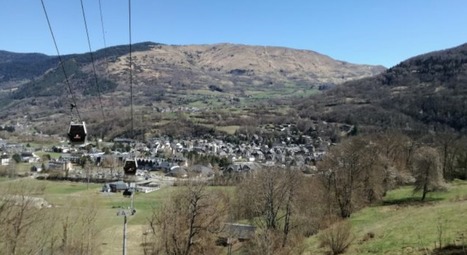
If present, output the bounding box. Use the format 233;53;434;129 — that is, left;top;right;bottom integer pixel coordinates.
123;158;138;175
67;122;87;145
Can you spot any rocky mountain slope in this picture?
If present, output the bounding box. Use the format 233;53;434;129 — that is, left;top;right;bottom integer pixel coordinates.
1;42;384;97
108;43;385;90
0;42;385;135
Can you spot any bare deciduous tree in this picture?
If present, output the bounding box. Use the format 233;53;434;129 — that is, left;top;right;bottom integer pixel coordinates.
100;155;119;177
144;182;228;255
0;180;50;255
372;132;414;176
318;136;388;218
412;146;445;201
435;133;460;180
318;220;353;255
245;228;305;255
235;167;306;253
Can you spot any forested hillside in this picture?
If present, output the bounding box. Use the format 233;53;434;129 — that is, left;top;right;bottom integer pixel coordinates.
0;51;56;87
296;43;467;134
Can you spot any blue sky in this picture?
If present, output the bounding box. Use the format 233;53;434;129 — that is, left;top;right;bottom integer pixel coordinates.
2;0;467;67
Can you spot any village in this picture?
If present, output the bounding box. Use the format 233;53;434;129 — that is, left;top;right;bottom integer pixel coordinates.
0;121;348;192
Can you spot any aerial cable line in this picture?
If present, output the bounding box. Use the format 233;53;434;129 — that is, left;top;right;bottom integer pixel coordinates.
98;0;108;50
98;0;110;75
98;0;118;119
79;0;106;121
40;0;82;122
128;0;134;139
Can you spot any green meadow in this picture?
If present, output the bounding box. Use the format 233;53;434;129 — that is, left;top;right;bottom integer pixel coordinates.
306;180;467;255
1;177;466;254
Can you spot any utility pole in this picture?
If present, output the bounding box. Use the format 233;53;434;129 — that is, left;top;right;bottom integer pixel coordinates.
130;188;134;211
118;181;136;255
87;164;90;190
123;212;127;255
117;209;132;255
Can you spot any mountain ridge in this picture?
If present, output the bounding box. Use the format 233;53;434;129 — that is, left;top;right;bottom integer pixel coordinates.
0;42;385;91
0;42;385;107
0;41;386;138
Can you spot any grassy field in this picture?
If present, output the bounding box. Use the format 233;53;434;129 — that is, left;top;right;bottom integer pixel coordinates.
2;177;466;254
215;125;241;135
34;151;62;160
0;178;235;255
305;180;467;255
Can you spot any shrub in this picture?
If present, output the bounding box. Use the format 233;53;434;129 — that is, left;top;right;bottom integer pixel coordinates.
318;221;353;255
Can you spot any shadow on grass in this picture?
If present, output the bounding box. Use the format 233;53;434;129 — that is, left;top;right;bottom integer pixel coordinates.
382;196;443;206
432;244;467;255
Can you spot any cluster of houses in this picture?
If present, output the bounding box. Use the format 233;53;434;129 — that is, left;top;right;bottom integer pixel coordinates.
0;139;38;166
0;120;343;181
